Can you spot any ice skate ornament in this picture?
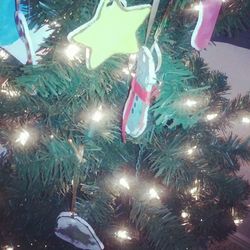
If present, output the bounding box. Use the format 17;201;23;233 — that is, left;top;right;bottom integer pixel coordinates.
55;211;104;250
0;0;52;64
191;0;222;51
122;43;161;142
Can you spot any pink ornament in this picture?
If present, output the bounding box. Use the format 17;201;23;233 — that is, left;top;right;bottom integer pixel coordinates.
191;0;222;50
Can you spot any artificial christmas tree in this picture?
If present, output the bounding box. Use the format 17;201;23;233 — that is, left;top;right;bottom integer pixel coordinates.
0;0;250;249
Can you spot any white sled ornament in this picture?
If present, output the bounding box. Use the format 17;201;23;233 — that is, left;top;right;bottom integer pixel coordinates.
122;45;161;142
55;212;104;250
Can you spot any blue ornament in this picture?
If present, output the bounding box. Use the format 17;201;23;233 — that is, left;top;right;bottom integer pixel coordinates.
0;0;19;46
0;0;53;64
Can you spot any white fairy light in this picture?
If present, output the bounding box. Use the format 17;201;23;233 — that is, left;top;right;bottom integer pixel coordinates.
0;49;9;60
122;67;130;75
15;129;30;146
50;21;61;27
65;44;80;60
148;188;160;200
242;117;250;124
116;230;132;241
129;54;137;62
185;99;197;107
1;89;20;97
91;105;104;123
181;211;189;219
190;186;198;195
234;218;243;226
4;246;14;250
189;180;200;200
206;113;218;121
119;177;130;190
187;146;197;156
193;3;201;11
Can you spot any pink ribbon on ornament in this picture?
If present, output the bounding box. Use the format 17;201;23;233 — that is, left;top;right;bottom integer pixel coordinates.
122;77;159;143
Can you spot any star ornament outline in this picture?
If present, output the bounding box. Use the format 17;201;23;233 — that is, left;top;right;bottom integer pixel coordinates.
67;0;151;69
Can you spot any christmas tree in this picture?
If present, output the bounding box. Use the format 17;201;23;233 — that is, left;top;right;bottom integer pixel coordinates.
1;0;250;249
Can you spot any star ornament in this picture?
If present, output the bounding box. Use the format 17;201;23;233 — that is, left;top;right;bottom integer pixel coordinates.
67;0;151;69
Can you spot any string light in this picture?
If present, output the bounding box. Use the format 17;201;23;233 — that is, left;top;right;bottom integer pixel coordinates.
0;79;20;97
65;44;80;60
193;3;201;11
187;146;197;156
115;230;132;241
189;180;200;200
15;129;30;146
50;21;61;27
122;67;130;75
185;99;197;107
242;117;250;124
148;188;160;200
129;54;137;62
91;105;104;123
3;246;14;250
0;49;9;60
119;177;130;190
181;211;189;219
234;218;243;226
190;186;198;195
1;89;20;97
206;113;218;121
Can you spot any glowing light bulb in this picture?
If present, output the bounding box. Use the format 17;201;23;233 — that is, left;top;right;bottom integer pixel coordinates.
65;44;80;60
234;218;243;226
242;117;250;124
119;177;130;190
187;146;197;156
1;89;20;97
190;187;198;195
206;113;218;121
50;21;61;27
181;211;189;219
185;99;197;107
15;129;30;146
129;54;137;62
122;67;130;75
148;188;160;200
0;49;9;60
91;106;104;123
116;230;132;240
193;3;201;11
4;246;14;250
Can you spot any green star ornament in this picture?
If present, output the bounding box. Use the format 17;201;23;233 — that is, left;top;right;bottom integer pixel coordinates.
67;0;151;69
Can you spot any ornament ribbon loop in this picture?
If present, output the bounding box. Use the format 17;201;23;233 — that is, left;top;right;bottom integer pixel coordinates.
145;0;160;44
150;41;162;73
